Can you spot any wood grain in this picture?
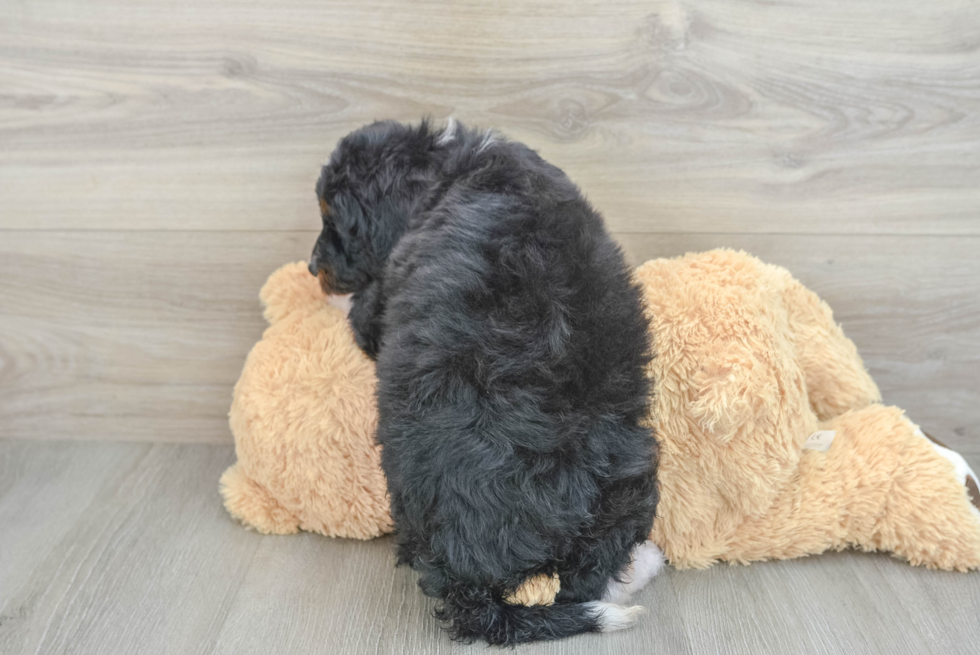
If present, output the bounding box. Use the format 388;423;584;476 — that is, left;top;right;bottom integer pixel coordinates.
1;0;979;233
1;441;979;655
0;231;315;442
0;441;260;655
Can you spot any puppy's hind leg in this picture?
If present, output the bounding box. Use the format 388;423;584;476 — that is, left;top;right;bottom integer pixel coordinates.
572;541;664;632
554;457;659;630
601;540;665;604
554;536;651;632
555;557;647;634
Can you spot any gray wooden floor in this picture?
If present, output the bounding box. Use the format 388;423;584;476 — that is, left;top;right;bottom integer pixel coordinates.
2;439;979;655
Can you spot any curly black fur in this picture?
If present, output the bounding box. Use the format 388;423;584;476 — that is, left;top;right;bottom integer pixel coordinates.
310;120;659;645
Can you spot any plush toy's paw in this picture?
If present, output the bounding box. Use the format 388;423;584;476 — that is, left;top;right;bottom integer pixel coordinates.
917;427;980;520
219;463;301;534
602;540;666;604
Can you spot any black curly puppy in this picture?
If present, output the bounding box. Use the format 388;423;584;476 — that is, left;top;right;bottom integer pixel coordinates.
309;120;661;645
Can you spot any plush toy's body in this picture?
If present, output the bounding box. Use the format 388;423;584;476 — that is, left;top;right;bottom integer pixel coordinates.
638;251;980;570
222;250;980;580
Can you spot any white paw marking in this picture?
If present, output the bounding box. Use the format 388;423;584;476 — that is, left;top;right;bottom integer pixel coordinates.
602;540;666;604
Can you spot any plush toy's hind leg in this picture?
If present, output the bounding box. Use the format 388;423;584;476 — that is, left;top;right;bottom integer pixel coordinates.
869;415;980;570
780;276;881;421
724;405;980;570
219;463;302;535
916;428;980;521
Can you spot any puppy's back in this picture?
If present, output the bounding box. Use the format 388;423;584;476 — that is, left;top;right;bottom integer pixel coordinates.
375;129;658;645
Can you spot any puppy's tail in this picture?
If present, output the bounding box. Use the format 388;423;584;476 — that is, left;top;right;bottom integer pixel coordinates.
436;586;644;645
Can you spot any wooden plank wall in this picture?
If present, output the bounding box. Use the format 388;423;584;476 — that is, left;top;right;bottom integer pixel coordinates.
2;0;978;450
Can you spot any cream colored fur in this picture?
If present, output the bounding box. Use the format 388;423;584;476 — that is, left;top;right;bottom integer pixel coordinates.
636;251;980;571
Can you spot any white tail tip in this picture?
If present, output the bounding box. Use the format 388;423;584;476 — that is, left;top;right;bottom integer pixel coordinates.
584;601;646;632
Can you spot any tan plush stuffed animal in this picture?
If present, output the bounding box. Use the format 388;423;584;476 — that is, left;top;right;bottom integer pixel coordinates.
220;262;390;539
221;250;980;585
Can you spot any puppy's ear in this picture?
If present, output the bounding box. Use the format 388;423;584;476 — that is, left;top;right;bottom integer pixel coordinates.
311;191;378;294
324;224;345;256
368;196;410;256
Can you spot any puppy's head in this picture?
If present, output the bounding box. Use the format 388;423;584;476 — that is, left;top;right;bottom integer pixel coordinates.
309;120;444;294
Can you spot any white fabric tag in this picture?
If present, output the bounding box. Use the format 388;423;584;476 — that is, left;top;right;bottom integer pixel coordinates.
804;430;836;452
